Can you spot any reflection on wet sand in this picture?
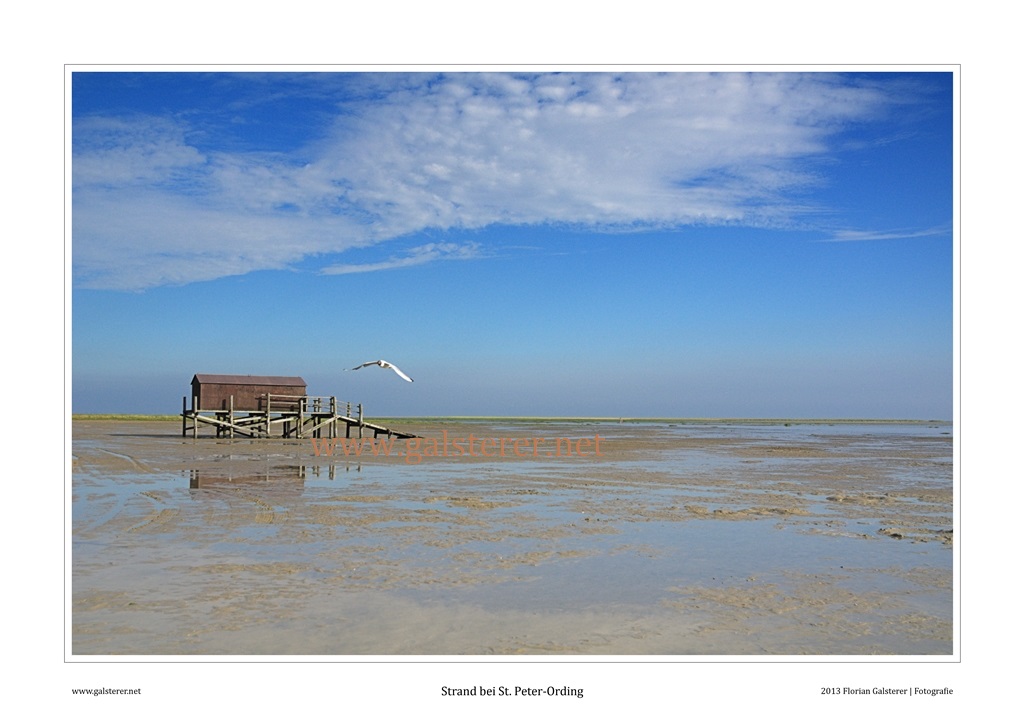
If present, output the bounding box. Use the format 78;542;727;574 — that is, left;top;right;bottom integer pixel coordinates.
187;464;360;490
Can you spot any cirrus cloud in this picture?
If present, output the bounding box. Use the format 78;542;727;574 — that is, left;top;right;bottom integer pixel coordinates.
72;72;894;290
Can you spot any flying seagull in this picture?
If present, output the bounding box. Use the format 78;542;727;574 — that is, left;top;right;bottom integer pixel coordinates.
348;359;414;382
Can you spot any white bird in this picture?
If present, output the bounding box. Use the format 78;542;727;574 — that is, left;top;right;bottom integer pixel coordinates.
347;359;414;382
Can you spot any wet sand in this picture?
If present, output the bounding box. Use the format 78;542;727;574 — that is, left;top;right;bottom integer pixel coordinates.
71;419;953;656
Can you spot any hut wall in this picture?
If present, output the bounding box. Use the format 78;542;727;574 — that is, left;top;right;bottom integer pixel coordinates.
191;375;306;411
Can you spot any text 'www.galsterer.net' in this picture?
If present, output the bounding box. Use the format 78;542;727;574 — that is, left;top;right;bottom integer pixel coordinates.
309;431;606;464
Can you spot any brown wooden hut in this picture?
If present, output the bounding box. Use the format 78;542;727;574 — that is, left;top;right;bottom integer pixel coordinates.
190;374;306;412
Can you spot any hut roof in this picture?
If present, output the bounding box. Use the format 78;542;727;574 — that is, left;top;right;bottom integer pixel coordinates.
191;374;306;387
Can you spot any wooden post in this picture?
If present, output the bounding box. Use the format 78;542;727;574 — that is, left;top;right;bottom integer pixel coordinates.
358;402;364;438
182;396;187;437
229;395;234;440
193;396;199;439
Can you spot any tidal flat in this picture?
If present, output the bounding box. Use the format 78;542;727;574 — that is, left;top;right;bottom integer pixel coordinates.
70;419;953;656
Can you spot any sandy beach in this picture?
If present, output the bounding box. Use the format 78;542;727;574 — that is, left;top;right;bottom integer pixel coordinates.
70;418;953;656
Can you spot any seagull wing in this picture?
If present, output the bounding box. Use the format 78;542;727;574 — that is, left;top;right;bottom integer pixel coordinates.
349;361;380;370
388;364;414;382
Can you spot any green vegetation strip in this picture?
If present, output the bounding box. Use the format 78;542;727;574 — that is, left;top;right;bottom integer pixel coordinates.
72;414;949;425
72;414;180;421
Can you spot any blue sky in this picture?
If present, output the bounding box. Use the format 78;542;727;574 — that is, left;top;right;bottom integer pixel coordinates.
70;70;953;418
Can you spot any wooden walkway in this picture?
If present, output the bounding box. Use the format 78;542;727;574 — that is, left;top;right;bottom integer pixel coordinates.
181;394;417;440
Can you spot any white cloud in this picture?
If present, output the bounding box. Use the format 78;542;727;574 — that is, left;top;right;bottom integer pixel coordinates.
826;226;950;242
72;72;892;290
320;241;482;275
72;116;207;187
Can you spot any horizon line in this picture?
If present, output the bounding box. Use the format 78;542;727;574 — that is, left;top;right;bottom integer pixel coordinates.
69;413;953;424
